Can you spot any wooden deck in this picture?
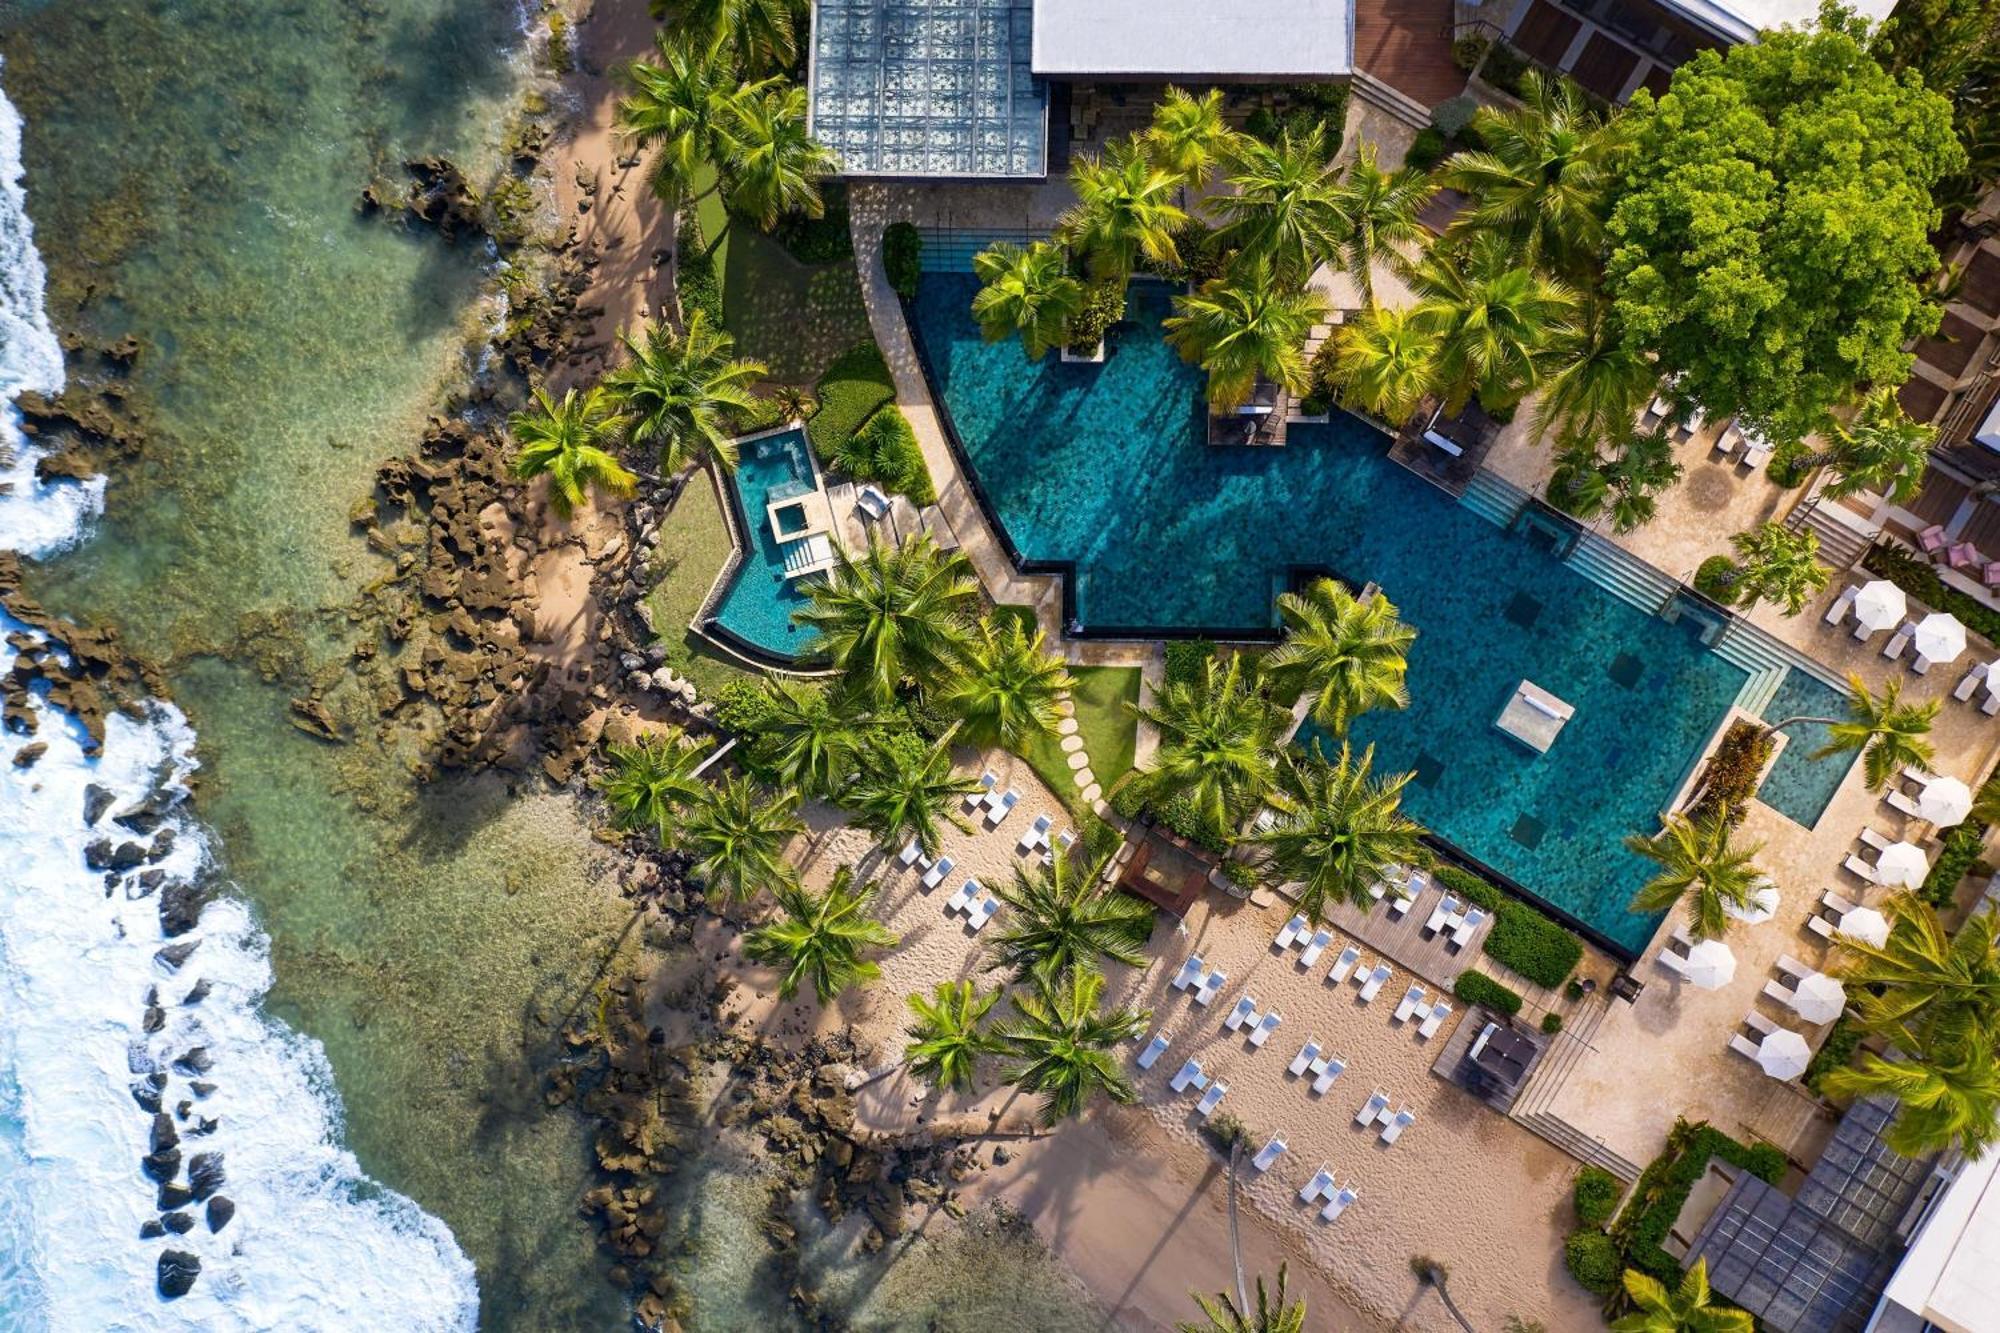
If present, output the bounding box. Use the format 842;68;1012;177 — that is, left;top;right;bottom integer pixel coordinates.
1313;877;1494;993
1351;0;1466;109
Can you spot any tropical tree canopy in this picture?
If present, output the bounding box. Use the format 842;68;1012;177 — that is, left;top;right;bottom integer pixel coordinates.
1177;1264;1310;1333
683;773;804;902
720;82;837;231
999;967;1149;1126
1813;390;1938;503
1607;1260;1753;1333
940;617;1073;750
604;310;767;474
1806;674;1938;793
1721;522;1829;616
985;851;1157;986
1131;654;1284;843
658;0;803;76
1330;303;1443;424
1603;17;1964;441
1165;260;1327;411
614;32;757;201
1824;1044;2000;1160
970;240;1086;362
841;729;980;859
597;729;713;843
1211;124;1348;285
1331;143;1434;308
742;866;900;1004
903;980;1005;1094
1250;746;1428;925
1410;232;1577;413
747;677;867;800
1624;813;1765;942
1264;578;1415;734
1531;298;1658;453
1831;893;2000;1076
1059;139;1188;283
508;385;637;518
1145;85;1237;188
793;535;979;706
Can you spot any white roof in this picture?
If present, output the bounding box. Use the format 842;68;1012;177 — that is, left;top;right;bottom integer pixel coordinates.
1878;1150;2000;1333
1660;0;1898;43
1030;0;1353;78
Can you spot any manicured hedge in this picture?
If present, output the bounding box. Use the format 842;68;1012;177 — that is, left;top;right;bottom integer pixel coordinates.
1573;1166;1622;1228
1804;1014;1864;1095
1564;1230;1621;1297
1920;806;1993;907
675;213;723;327
1435;863;1583;989
1613;1120;1785;1285
1164;639;1217;687
833;405;937;504
883;222;922;299
808;339;896;460
1453;970;1523;1017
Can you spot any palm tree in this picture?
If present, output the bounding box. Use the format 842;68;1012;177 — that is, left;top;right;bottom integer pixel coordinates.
1410;233;1576;413
614;33;759;203
1531;300;1657;452
750;677;866;800
1263;578;1414;734
940;617;1073;750
604;312;767;476
793;535;979;706
1822;1043;2000;1159
903;981;1005;1094
1624;814;1765;942
1250;747;1428;924
1178;1265;1309;1333
1807;390;1937;503
659;0;801;76
1130;654;1283;843
1600;428;1683;533
597;729;713;843
999;967;1149;1126
720;83;837;231
508;385;637;517
1059;139;1188;283
1145;86;1236;190
1710;522;1829;615
1796;674;1938;793
742;867;899;1004
985;851;1156;986
1331;143;1435;307
1164;261;1327;411
683;773;804;902
1438;70;1622;279
970;240;1086;362
1831;893;2000;1065
1211;124;1348;284
841;729;981;860
1608;1260;1752;1333
1410;1256;1478;1333
1330;304;1442;424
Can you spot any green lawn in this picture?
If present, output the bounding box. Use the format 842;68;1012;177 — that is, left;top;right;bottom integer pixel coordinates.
990;606;1141;808
642;471;762;697
721;224;871;385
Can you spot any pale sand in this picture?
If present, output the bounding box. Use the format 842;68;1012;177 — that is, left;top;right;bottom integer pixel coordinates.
722;749;1603;1332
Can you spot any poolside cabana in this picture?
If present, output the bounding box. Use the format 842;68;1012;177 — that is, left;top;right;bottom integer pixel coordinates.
1114;832;1209;918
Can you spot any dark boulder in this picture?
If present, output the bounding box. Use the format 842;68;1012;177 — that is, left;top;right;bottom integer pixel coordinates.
157;1250;200;1299
141;1148;181;1182
160;1211;194;1234
189;1081;216;1098
157;1182;192;1210
181;979;210;1005
149;1113;178;1154
130;1082;161;1114
146;827;175;862
138;1220;165;1240
205;1196;234;1233
187;1152;225;1201
172;1047;212;1076
82;783;116;824
158;882;205;937
154;941;198;972
141;1005;164;1034
11;741;46;767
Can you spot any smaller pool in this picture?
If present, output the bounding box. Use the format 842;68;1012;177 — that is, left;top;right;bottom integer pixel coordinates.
1756;669;1857;828
708;429;825;662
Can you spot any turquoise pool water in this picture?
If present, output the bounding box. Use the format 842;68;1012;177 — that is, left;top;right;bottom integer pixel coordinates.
711;429;823;661
1756;670;1856;829
911;273;1765;954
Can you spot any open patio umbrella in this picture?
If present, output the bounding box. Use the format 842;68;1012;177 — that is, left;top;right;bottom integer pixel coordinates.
1853;580;1907;633
1918;776;1974;828
1683;939;1737;990
1837;905;1891;948
1790;972;1848;1024
1724;879;1780;926
1874;841;1931;889
1757;1029;1812;1080
1913;612;1968;667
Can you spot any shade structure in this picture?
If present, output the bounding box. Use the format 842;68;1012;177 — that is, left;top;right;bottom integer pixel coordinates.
1724;879;1780;926
1684;939;1737;990
1987;659;2000;700
1790;972;1848;1024
1853;580;1907;632
1912;612;1968;666
1837;906;1891;948
1918;776;1974;827
1757;1029;1812;1080
1874;841;1930;889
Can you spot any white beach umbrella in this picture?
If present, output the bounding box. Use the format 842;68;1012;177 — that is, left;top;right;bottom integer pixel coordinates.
1683;939;1737;990
1874;841;1930;890
1790;972;1848;1025
1853;581;1907;633
1837;905;1891;948
1724;879;1780;926
1913;612;1968;666
1756;1029;1812;1080
1918;776;1975;828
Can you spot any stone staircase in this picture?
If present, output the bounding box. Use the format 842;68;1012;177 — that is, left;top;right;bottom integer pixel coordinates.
1351;69;1434;130
1565;529;1679;617
1711;627;1794;717
1787;496;1875;571
1458;468;1532;530
1508;997;1645;1182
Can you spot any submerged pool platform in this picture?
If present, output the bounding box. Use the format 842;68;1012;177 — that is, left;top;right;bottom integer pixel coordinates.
705;428;830;666
907;269;1856;956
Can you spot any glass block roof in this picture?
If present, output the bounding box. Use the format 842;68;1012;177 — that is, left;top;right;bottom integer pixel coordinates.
808;0;1049;178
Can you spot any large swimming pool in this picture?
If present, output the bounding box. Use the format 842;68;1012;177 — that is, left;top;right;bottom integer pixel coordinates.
910;272;1852;955
708;429;823;662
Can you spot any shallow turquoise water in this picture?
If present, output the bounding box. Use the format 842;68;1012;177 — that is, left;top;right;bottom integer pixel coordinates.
712;428;823;660
912;273;1753;953
1756;669;1855;828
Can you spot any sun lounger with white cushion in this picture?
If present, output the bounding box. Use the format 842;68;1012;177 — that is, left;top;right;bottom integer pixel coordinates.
1320;1185;1358;1222
1195;1082;1227;1117
1017;813;1052;853
1417;1002;1451;1040
984;789;1019;827
1955;663;1988;701
1194;969;1227;1006
1170;1059;1204;1093
1844;855;1881;884
1249;1011;1282;1048
1274;913;1308;951
1326;946;1360;985
1762;979;1797;1007
1379;1107;1415;1145
1658;946;1691;977
1823;888;1860;914
1424;895;1460;935
921;857;955;891
1392;984;1426;1023
1728;1033;1761;1060
1297;929;1333;968
1389;889;1417;918
1824;585;1859;626
1744;1009;1778;1036
944;878;977;914
1985;690;2000;716
1311;1056;1347;1096
1885;789;1923;818
1858;826;1892;852
1252;1135;1287;1172
1775;953;1810;982
898;838;924;867
1449;907;1488;949
967;896;999;931
964;772;997;810
1224;996;1258;1031
1299;1167;1334;1204
1356;965;1391;1003
1289;1041;1321;1077
1807;915;1835;939
1883;623;1915;660
1137;1033;1170;1070
1052;827;1075;854
1355;1090;1389;1126
1170;955;1204;991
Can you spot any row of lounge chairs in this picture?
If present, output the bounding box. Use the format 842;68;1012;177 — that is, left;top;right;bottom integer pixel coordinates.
1950;662;2000;715
1169;953;1230;1006
1919;524;2000;589
941;877;1000;931
1298;1167;1360;1223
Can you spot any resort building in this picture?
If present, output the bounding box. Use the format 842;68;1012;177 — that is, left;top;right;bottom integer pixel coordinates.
1868;1145;2000;1332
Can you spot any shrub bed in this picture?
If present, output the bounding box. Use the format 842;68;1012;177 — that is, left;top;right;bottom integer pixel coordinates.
808;339;896;461
1164;639;1217;687
1864;541;2000;641
1920;809;1992;907
675;213;723;327
1453;970;1523;1017
1574;1166;1622;1228
1693;554;1741;605
1612;1119;1785;1285
1563;1230;1621;1297
883;222;922;298
1804;1014;1864;1095
1435;863;1582;989
1685;721;1775;828
832;405;937;504
769;183;852;264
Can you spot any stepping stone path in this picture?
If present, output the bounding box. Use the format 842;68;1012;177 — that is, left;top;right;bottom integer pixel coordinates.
1059;734;1085;753
1053;688;1096;798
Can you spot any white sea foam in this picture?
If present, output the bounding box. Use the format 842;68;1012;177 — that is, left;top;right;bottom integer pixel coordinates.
0;61;479;1333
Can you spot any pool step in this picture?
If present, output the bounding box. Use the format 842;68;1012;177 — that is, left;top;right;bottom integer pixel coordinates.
1564;530;1679;618
1713;617;1846;718
914;227;1043;275
1458;468;1532;530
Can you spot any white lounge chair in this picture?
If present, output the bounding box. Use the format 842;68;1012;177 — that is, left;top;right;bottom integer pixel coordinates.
1326;946;1360;985
1449;907;1489;949
1355;1090;1389;1126
1823;888;1861;914
1824;585;1859;627
1356;965;1391;1004
1169;955;1205;992
1844;855;1881;885
1193;969;1227;1007
1249;1011;1282;1048
984;789;1020;828
1775;953;1811;982
944;878;977;914
1169;1059;1204;1093
1017;813;1053;854
1137;1033;1170;1070
898;838;924;867
1288;1041;1322;1077
1858;826;1892;852
1954;663;1989;701
1224;996;1258;1032
1985;690;2000;717
1311;1056;1347;1096
855;484;891;519
1658;948;1691;978
1392;984;1426;1023
1882;622;1915;660
1274;913;1308;951
1195;1082;1228;1117
1379;1107;1416;1145
1762;979;1797;1007
921;857;955;891
1806;915;1835;939
967;896;999;931
1424;894;1460;935
1389;890;1417;919
1728;1033;1762;1060
963;772;997;810
1297;929;1333;968
1252;1135;1287;1172
1417;1002;1452;1040
1299;1167;1334;1204
1885;789;1923;818
1051;828;1076;856
1320;1185;1358;1222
